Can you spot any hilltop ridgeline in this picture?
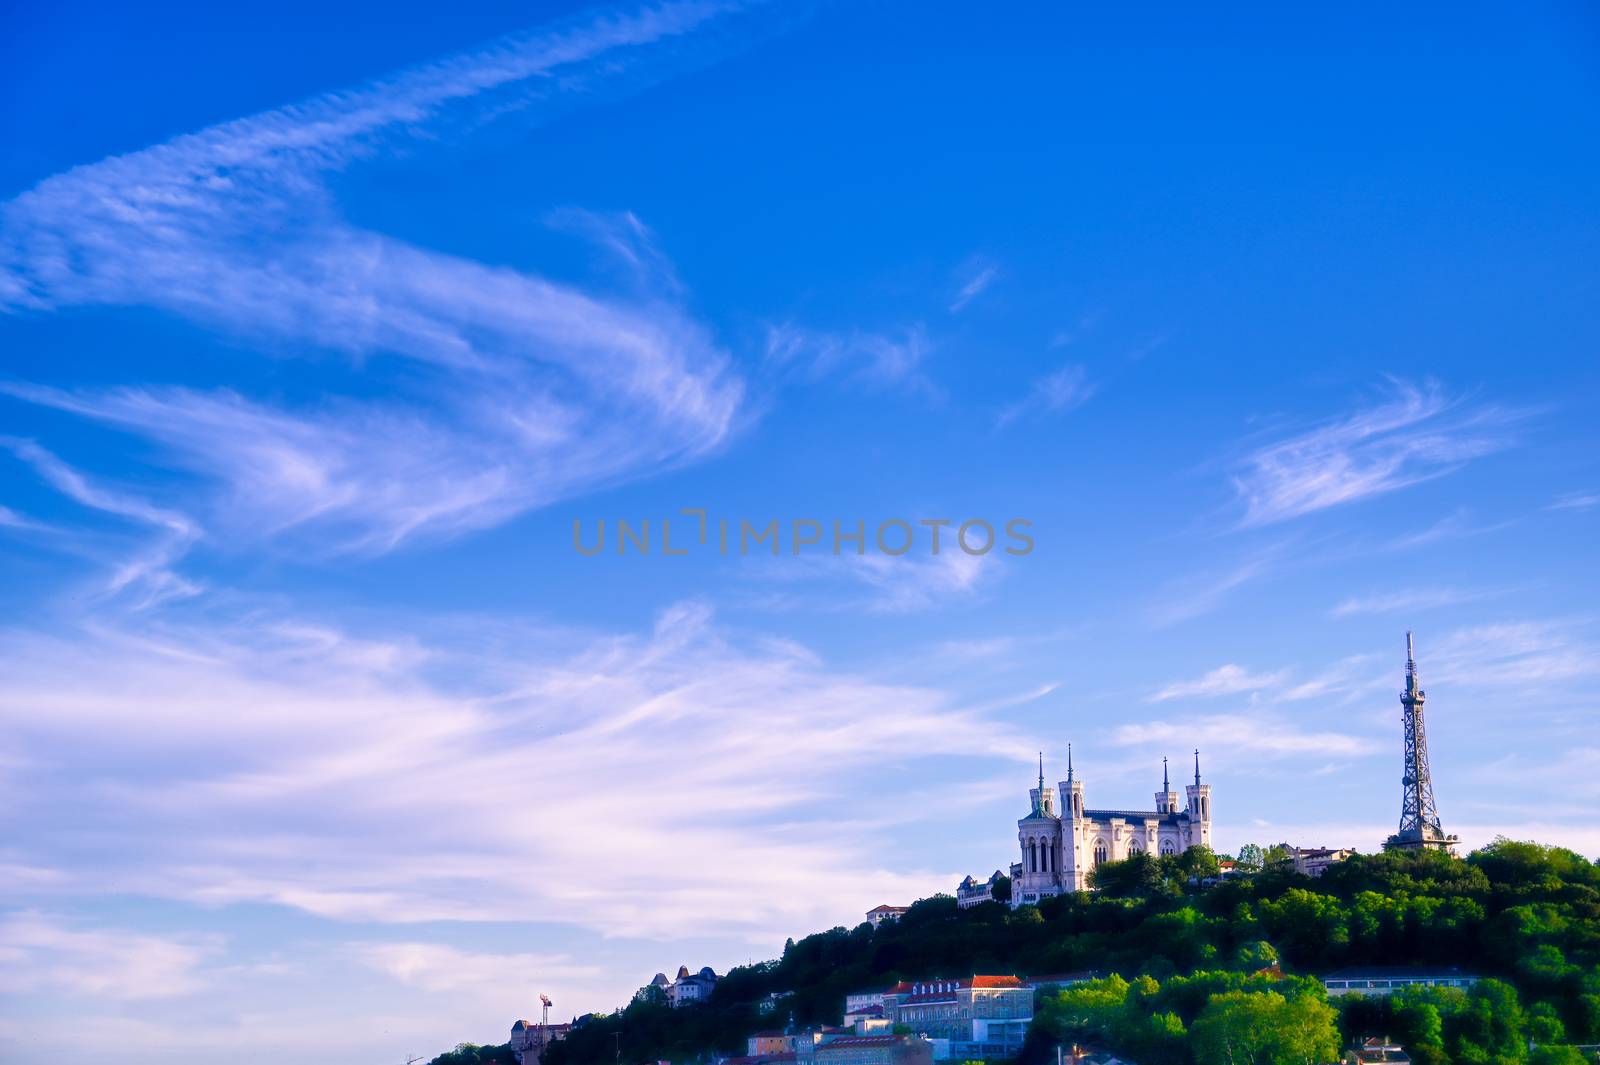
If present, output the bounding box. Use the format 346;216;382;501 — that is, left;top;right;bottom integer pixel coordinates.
438;840;1600;1065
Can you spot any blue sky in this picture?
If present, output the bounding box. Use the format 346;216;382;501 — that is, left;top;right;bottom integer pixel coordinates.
2;2;1598;1062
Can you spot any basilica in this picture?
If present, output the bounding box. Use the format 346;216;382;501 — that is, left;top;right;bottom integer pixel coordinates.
1009;747;1213;905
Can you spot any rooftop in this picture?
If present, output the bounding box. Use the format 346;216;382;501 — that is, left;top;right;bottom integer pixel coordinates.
888;975;1026;999
1323;967;1479;980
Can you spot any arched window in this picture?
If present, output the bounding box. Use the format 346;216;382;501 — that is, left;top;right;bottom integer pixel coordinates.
1161;840;1176;856
1043;842;1052;872
1093;839;1108;866
1129;839;1142;855
1028;839;1037;872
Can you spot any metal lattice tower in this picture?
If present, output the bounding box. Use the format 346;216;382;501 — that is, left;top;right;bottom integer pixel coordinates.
1385;632;1457;853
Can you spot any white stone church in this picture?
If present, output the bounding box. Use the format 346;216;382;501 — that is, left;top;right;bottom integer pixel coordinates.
1009;747;1213;905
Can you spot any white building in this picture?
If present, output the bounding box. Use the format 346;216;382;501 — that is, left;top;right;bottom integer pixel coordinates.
1290;846;1356;877
879;976;1034;1060
865;904;908;927
1010;748;1213;905
641;965;720;1007
1321;967;1480;997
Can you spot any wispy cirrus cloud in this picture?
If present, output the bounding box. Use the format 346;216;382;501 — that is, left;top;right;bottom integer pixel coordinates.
948;257;998;313
1151;663;1289;702
1424;620;1600;687
740;549;998;615
0;912;218;1001
1230;380;1523;528
1329;585;1514;618
1146;552;1277;628
2;437;202;605
0;600;1026;940
1111;712;1378;759
995;364;1096;429
1548;490;1600;512
763;321;935;395
0;2;755;556
352;942;601;996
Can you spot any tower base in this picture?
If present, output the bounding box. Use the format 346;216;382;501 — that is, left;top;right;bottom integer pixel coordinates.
1383;830;1459;856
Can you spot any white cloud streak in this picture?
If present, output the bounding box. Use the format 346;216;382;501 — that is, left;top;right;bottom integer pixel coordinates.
0;602;1026;941
0;912;217;1001
2;437;203;605
1548;490;1600;512
0;2;752;555
763;321;934;394
995;364;1096;429
948;259;998;313
1111;713;1378;759
352;942;601;996
1151;664;1289;702
1231;380;1522;527
1329;586;1511;618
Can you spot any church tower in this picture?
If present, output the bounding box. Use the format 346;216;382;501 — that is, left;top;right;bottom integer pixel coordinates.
1155;756;1179;813
1060;744;1085;821
1058;745;1088;891
1184;750;1213;848
1015;753;1062;904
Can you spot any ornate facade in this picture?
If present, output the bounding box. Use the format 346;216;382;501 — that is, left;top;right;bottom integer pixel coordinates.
1009;748;1212;905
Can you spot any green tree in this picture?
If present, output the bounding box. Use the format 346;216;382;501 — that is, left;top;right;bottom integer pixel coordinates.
1528;1047;1588;1065
1448;979;1528;1065
1176;844;1222;882
1089;852;1168;897
1238;844;1266;871
1234;940;1279;971
1190;989;1340;1065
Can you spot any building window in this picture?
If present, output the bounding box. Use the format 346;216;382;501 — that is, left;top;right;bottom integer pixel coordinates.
1093;840;1108;865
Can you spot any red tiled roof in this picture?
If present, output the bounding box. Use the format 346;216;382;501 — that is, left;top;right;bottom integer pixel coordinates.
887;975;1024;994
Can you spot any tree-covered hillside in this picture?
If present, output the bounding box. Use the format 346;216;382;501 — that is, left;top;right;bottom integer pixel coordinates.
509;840;1600;1065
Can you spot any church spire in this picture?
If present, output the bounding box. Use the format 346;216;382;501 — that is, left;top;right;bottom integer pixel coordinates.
1194;748;1202;787
1067;743;1074;782
1032;752;1045;815
1163;756;1169;791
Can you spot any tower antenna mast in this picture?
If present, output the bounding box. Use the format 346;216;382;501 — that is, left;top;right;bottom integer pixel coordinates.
1385;632;1458;853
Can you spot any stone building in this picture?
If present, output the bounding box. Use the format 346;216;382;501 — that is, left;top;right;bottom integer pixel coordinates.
640;965;720;1008
880;976;1034;1060
1011;748;1212;905
954;871;1005;908
509;1019;570;1065
814;1035;934;1065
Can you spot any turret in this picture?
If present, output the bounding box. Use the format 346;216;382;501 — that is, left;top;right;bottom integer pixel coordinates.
1184;749;1213;846
1029;751;1055;816
1156;756;1179;813
1058;743;1084;820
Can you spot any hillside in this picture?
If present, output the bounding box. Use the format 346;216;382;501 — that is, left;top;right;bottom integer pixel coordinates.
444;840;1600;1065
